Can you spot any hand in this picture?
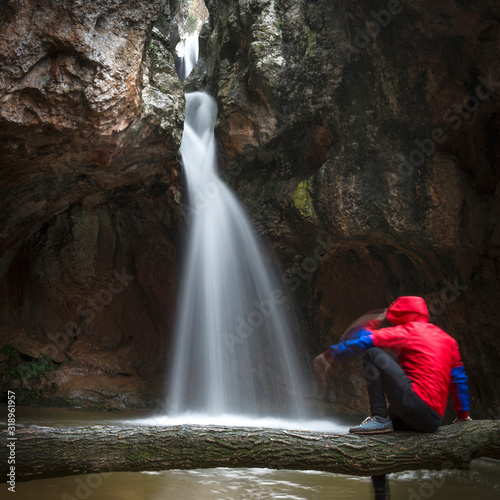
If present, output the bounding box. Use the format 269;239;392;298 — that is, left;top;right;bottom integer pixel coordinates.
453;416;473;423
313;351;334;388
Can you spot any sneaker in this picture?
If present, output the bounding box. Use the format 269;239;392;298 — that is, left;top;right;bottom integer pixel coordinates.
349;416;394;435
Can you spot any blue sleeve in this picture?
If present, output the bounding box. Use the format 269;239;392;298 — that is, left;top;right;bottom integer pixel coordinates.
329;330;374;361
450;365;470;412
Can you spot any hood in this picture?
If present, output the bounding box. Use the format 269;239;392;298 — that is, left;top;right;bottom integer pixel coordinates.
386;296;429;325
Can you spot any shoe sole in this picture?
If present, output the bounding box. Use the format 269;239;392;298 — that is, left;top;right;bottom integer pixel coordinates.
349;428;394;435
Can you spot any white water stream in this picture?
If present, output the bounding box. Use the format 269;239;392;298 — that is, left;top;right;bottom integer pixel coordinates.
177;34;199;82
166;36;308;418
167;90;306;417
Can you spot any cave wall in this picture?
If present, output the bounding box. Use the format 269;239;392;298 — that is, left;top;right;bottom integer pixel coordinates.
0;0;186;407
1;0;500;418
199;0;500;418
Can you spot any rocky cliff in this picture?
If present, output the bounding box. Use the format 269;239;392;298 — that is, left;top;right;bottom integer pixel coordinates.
0;0;185;407
1;0;499;418
200;0;500;418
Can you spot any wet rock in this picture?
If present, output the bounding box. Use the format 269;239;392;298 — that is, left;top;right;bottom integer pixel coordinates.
2;0;500;416
0;0;185;407
205;0;500;417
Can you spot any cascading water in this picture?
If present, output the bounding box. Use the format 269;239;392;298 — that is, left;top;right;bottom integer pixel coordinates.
166;36;308;418
177;34;199;82
167;91;306;417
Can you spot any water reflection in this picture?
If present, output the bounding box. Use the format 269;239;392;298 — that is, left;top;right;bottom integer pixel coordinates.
14;468;370;500
13;461;500;500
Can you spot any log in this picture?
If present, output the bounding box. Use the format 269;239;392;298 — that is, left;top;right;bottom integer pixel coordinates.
2;420;500;483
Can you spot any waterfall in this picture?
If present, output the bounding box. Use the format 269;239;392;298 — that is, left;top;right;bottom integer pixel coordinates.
177;34;199;82
167;89;307;417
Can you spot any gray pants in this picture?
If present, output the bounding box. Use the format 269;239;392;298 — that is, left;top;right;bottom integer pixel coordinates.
363;347;442;432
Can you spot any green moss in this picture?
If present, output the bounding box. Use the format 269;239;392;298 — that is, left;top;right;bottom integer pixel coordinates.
0;344;16;357
186;13;198;34
307;30;315;55
1;346;54;380
124;448;152;462
148;43;159;62
0;345;59;405
293;178;315;219
13;354;53;380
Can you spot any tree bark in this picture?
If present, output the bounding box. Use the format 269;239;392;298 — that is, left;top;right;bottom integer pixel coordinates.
3;420;500;482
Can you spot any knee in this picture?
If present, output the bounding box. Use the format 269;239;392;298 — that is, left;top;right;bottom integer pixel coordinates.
364;347;394;370
363;347;384;364
363;348;385;381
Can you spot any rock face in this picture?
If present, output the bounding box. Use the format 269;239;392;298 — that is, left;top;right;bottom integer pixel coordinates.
201;0;500;418
2;0;500;418
0;0;185;407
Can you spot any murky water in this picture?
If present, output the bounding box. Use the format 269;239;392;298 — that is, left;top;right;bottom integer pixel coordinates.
11;460;500;500
3;408;500;499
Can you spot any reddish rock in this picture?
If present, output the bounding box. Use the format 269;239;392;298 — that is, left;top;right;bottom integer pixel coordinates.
204;0;500;418
0;0;184;408
2;0;500;418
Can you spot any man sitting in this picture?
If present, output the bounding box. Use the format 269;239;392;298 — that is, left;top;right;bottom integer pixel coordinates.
314;296;471;434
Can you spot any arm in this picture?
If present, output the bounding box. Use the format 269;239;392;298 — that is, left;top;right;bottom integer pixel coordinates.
313;350;335;388
313;330;374;387
329;331;375;361
329;323;411;361
450;360;471;421
313;312;387;386
449;340;471;421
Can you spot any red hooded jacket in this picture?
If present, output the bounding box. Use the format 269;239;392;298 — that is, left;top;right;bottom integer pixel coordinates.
329;296;470;418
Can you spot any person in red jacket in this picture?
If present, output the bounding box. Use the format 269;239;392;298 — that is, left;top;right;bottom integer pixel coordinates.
314;296;471;434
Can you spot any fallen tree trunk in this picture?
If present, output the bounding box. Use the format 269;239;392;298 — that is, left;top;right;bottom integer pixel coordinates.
2;420;500;482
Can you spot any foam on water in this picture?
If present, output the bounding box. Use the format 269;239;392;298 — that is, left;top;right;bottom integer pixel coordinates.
125;412;349;433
